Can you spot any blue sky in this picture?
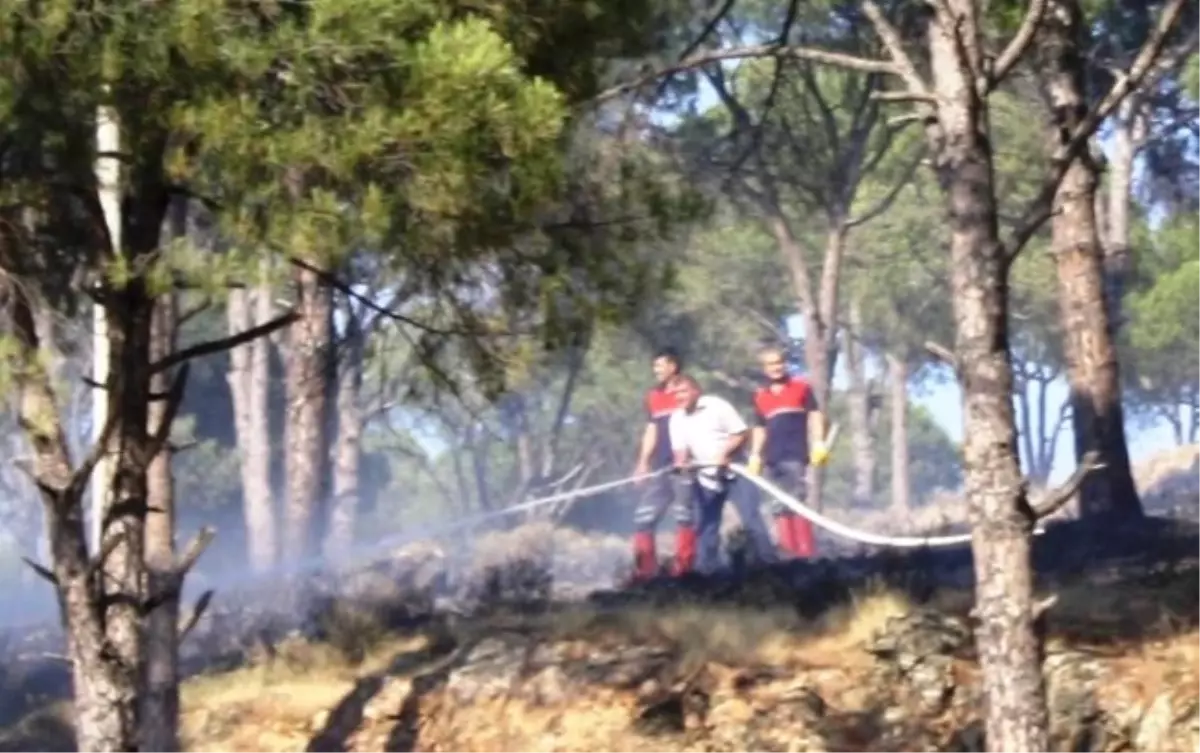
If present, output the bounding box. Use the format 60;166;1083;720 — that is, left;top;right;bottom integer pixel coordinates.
784;314;1181;484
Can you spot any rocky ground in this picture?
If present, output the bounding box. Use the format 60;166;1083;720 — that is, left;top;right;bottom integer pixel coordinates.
0;447;1197;752
1;519;1197;752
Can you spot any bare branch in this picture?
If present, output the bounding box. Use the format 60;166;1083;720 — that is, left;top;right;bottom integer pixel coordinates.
143;364;190;463
593;43;899;104
177;297;212;327
860;1;933;98
1028;450;1104;519
288;256;491;338
989;0;1049;91
176;526;216;577
179;589;215;642
871;90;938;104
149;311;298;375
924;340;959;371
22;557;58;586
845;146;926;228
67;409;121;499
1068;0;1190;158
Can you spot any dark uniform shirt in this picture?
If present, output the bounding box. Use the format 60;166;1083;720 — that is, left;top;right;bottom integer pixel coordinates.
644;385;679;469
753;377;818;465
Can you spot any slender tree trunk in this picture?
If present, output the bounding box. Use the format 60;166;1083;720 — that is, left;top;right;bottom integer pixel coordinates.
326;312;364;558
928;3;1048;749
766;214;844;510
226;262;277;572
140;203;185;753
845;301;874;507
5;277;142;751
283;261;333;561
1037;0;1143;520
885;352;910;513
1103;95;1146;331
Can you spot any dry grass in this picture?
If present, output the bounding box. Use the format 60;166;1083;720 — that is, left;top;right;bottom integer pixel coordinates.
4;566;1195;752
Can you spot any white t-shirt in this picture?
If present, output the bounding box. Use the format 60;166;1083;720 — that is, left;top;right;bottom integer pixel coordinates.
668;394;748;488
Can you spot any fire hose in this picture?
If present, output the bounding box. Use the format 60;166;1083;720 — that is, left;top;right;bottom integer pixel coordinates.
349;421;1016;561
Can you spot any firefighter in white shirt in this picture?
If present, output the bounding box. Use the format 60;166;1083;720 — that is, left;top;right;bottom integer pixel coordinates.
667;375;775;574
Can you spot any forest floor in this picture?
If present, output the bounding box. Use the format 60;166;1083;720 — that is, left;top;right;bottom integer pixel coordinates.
0;447;1197;752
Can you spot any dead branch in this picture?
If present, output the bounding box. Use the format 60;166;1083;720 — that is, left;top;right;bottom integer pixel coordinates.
142;363;190;463
845;146;927;228
289;256;492;338
67;409;120;499
21;557;58;586
988;0;1049;92
179;589;215;642
143;527;216;613
592;42;899;104
149;311;298;375
1028;450;1104;519
177;296;212;327
924;340;959;371
175;526;216;578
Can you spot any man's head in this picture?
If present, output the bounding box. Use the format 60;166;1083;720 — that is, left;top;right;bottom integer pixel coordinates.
669;374;702;412
652;347;682;386
758;345;789;383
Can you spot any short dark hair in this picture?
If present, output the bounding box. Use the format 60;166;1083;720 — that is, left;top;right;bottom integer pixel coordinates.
653;347;682;370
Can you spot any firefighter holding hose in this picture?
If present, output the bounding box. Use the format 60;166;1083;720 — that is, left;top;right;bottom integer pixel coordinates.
745;344;830;559
629;348;695;580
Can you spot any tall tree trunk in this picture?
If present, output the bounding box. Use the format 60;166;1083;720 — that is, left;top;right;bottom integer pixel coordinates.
140;203;185;752
885;352;910;513
226;262;277;572
6;276;142;751
1037;0;1143;520
284;261;333;561
326;312;364;558
845;301;875;507
765;214;845;510
928;3;1048;749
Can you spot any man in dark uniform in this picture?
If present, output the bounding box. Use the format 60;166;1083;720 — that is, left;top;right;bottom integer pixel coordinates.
745;345;829;558
630;348;694;580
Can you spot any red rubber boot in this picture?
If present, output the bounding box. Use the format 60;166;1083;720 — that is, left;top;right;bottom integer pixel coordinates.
776;515;798;557
788;516;816;558
672;526;697;576
631;531;659;582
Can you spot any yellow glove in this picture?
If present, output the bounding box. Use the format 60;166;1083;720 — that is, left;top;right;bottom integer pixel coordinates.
745;454;763;476
810;442;830;468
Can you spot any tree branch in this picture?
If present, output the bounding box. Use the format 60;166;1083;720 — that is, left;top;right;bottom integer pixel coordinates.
845;146;926;228
988;0;1048;92
925;340;960;371
175;526;216;577
179;589;215;642
67;409;120;499
860;0;934;98
1066;0;1190;160
22;557;58;586
871;90;938;103
1028;450;1104;519
142;364;190;464
592;43;899;104
148;311;298;375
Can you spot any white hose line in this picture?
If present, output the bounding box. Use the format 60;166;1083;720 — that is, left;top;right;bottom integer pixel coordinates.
728;463;974;548
327;467;672;567
728;463;1050;549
